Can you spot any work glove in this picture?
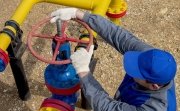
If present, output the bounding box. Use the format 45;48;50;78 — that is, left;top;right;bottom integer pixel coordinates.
70;45;94;74
50;8;78;22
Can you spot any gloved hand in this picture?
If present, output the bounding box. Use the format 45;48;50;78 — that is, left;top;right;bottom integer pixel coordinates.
50;8;78;22
70;45;94;74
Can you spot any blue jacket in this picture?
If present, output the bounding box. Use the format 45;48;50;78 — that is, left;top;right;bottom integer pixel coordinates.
80;13;177;111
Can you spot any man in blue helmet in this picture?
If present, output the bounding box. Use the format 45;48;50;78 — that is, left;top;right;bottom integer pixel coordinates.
50;8;177;111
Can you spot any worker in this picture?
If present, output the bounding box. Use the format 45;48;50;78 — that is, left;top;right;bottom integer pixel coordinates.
50;8;177;111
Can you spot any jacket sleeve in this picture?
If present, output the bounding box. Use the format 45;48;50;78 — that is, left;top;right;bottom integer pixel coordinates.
83;13;154;54
81;73;144;111
81;73;168;111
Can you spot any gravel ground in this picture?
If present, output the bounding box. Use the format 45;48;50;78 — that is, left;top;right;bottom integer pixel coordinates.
0;0;180;111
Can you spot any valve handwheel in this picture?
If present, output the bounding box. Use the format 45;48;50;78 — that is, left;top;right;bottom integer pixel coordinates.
27;17;93;64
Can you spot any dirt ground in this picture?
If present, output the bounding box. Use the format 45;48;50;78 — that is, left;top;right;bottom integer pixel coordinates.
0;0;180;111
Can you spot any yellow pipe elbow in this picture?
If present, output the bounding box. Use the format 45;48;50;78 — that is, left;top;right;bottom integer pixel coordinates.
11;0;39;25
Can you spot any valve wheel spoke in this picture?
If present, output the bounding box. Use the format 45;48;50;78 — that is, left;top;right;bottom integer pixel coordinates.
52;42;61;61
31;33;55;39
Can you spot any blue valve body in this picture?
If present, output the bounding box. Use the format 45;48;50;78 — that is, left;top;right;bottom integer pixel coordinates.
0;59;6;72
43;40;80;109
45;64;79;89
45;42;79;89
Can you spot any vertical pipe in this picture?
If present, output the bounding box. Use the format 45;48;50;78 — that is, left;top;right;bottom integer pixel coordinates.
0;34;11;50
92;0;111;16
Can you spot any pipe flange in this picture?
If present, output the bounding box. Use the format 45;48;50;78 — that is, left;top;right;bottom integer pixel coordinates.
40;98;74;111
106;2;127;18
46;83;80;95
106;10;127;18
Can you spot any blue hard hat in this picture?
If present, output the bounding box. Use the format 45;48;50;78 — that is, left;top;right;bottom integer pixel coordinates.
123;49;177;84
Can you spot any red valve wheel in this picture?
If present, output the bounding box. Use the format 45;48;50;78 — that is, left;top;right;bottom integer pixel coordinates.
27;17;93;64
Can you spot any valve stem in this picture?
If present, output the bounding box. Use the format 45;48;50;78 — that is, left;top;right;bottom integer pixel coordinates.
56;19;61;36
